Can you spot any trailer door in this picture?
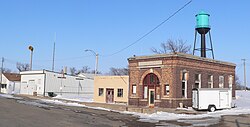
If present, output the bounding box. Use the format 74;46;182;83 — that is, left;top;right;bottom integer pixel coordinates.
219;91;229;108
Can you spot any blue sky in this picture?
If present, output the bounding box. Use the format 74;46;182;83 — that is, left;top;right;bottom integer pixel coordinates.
0;0;249;86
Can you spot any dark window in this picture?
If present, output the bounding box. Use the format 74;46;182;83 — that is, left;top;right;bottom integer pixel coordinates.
182;82;185;97
117;89;123;97
98;88;104;96
1;84;7;89
194;83;199;88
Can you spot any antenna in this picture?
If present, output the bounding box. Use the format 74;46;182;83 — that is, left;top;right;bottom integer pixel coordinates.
52;32;56;71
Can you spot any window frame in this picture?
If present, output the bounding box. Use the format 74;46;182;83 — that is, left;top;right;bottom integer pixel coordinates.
164;84;170;95
132;84;136;94
117;88;123;97
219;76;224;88
98;88;104;96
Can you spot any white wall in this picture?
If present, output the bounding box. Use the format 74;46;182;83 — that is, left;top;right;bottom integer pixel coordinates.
20;70;94;100
1;74;21;94
20;73;45;95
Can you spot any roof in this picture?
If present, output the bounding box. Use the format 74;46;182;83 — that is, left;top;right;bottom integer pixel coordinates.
128;52;236;67
3;73;21;81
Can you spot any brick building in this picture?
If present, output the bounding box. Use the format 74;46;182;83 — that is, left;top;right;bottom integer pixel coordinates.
128;53;236;108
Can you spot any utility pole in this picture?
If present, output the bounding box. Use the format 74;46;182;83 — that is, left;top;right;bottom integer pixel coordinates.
0;57;4;92
242;59;247;91
85;49;99;75
52;33;56;71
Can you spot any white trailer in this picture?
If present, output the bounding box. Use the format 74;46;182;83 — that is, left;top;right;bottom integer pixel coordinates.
192;88;232;112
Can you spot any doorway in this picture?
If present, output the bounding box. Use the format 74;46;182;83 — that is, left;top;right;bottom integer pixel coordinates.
106;88;114;103
149;89;155;106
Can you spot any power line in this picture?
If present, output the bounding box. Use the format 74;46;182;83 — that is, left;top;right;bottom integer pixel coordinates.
102;0;192;57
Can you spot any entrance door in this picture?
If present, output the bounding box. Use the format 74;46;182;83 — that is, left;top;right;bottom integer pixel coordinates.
149;89;155;106
219;91;229;108
106;89;114;103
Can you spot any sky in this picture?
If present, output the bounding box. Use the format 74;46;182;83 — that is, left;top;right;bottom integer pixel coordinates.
0;0;249;87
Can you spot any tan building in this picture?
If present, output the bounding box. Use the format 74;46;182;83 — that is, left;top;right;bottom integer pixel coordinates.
94;76;129;104
128;53;236;108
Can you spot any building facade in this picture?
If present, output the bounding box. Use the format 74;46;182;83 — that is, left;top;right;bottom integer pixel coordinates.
0;73;21;94
94;76;128;104
20;70;94;100
128;53;236;108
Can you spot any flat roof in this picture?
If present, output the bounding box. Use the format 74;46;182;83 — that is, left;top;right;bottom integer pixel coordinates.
128;52;236;67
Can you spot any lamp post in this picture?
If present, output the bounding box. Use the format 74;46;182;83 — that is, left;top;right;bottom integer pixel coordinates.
28;46;34;71
85;49;98;75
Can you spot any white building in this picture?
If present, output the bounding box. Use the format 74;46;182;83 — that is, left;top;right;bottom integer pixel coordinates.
20;70;94;100
0;73;21;94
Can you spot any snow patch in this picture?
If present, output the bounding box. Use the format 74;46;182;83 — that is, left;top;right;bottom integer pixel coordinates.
53;95;93;102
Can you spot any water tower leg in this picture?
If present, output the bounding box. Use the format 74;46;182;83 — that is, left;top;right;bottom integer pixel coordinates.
201;34;206;57
193;30;197;55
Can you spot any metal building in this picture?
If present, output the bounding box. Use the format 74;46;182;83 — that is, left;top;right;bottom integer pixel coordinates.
20;70;94;100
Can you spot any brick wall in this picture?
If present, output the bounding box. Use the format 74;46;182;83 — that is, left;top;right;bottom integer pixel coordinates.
128;54;236;108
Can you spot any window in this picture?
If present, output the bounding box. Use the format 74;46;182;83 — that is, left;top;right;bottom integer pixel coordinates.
194;74;201;88
1;84;7;89
98;88;104;96
164;84;170;95
132;84;136;94
219;76;224;88
229;75;233;88
144;86;148;98
208;75;213;88
182;72;187;98
182;82;186;97
117;89;123;97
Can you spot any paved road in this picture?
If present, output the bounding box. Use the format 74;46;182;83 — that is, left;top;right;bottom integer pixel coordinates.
0;96;154;127
1;95;250;127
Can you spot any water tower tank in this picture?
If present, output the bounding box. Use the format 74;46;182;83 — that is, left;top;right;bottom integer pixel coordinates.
195;11;210;29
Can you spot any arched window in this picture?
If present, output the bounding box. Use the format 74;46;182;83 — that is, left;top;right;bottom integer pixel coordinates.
143;73;159;86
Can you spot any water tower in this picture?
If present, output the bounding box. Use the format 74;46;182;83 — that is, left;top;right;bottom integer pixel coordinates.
193;11;214;59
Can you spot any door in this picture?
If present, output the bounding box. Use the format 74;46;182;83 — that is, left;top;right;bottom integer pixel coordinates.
219;91;229;108
149;89;155;106
106;89;114;103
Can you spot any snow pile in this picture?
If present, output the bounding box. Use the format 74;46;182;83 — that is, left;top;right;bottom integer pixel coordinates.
125;90;250;122
40;98;111;111
53;95;93;103
40;99;86;107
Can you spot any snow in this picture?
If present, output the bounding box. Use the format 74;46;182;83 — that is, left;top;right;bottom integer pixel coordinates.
2;90;250;126
53;95;93;103
123;90;250;123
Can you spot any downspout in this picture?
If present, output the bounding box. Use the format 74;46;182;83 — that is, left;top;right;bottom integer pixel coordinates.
43;70;46;97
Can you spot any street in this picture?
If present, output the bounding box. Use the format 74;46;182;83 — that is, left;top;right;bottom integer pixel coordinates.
0;95;250;127
0;96;154;127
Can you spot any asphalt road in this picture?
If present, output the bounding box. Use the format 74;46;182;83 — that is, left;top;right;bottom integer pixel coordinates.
0;96;154;127
0;95;250;127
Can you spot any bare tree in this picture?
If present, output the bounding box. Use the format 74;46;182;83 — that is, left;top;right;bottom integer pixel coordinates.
69;67;78;76
109;67;128;75
2;68;12;73
78;66;90;74
151;39;191;54
16;62;29;72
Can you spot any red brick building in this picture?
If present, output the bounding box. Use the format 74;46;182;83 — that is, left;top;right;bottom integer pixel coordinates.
128;53;236;108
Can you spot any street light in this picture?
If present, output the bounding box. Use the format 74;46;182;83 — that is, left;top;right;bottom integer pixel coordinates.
85;49;98;75
28;45;34;71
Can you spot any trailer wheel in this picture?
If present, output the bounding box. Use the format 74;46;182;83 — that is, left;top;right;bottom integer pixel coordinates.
208;105;216;112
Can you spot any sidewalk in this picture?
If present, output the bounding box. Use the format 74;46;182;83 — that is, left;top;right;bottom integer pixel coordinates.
16;94;202;114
